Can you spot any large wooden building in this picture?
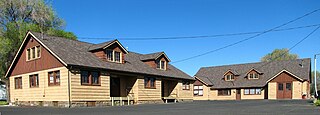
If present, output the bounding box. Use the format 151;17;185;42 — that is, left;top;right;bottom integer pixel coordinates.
5;31;194;107
193;59;311;100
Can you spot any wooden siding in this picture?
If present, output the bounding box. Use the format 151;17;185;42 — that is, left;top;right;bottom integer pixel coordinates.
11;36;64;76
143;56;168;70
209;89;237;100
92;44;125;63
268;82;277;99
176;82;193;100
270;71;299;82
137;77;162;101
193;85;210;100
70;70;110;101
10;67;69;102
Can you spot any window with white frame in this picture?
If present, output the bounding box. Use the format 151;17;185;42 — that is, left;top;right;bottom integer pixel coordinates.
106;50;122;63
225;74;234;81
194;85;203;96
182;81;190;90
248;73;259;79
156;60;166;70
26;45;41;61
244;88;261;95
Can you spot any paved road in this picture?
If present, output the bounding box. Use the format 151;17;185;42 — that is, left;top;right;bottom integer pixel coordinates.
0;100;319;115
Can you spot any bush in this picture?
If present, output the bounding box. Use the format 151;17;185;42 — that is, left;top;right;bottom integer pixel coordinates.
315;100;320;106
0;101;8;105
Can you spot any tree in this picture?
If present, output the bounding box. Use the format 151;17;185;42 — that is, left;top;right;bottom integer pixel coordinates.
0;0;77;80
261;48;299;62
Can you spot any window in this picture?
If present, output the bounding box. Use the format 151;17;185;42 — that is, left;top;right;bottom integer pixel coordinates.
225;74;234;81
36;46;41;58
278;83;283;90
244;88;261;95
182;81;190;90
48;71;60;86
114;51;121;63
106;50;122;63
15;77;22;89
106;50;113;61
286;83;291;90
29;74;39;88
218;89;231;96
26;46;41;61
27;49;31;60
81;70;100;85
144;77;156;88
156;60;166;70
194;85;203;96
248;73;259;79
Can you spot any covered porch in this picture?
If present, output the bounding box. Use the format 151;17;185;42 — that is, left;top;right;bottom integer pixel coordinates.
161;79;179;103
110;74;137;106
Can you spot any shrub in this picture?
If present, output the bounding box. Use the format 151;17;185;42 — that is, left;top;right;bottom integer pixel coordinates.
0;101;8;105
315;100;320;106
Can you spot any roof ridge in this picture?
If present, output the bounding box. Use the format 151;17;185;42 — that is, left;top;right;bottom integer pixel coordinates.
202;58;310;69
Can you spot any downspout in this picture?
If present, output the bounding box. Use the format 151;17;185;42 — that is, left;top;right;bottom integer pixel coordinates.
68;66;72;108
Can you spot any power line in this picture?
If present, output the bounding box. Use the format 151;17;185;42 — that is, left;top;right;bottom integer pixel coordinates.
78;24;320;40
255;25;320;69
171;8;320;64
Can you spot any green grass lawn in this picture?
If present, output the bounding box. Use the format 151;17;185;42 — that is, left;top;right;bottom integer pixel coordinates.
0;101;8;105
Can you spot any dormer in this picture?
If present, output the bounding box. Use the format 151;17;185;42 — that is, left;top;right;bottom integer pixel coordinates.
140;52;171;70
246;68;262;80
223;70;236;81
89;39;128;63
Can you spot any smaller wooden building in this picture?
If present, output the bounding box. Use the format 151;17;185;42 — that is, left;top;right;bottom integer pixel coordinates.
193;59;311;100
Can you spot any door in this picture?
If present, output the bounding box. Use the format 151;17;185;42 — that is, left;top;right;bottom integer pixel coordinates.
277;82;292;99
110;77;120;97
236;89;241;100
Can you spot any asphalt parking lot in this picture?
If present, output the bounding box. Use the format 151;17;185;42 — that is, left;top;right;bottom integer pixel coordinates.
0;100;319;115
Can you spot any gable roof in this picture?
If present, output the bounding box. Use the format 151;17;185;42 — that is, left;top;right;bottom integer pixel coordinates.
194;58;311;89
140;52;171;62
88;39;128;54
5;32;193;80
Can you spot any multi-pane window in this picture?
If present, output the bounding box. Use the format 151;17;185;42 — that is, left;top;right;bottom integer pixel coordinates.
81;70;100;85
26;45;41;61
244;88;261;95
225;74;234;81
248;73;259;79
106;50;122;63
48;71;60;86
156;60;166;70
194;85;203;96
29;74;39;88
106;50;113;61
15;77;22;89
182;81;190;90
144;77;156;88
218;89;231;96
114;51;121;62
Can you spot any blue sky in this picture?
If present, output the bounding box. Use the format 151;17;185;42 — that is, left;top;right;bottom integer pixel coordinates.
52;0;320;76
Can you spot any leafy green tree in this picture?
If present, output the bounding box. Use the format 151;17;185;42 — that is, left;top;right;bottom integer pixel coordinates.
0;0;77;80
261;48;299;62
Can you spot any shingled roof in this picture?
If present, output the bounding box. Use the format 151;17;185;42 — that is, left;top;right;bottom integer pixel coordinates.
195;58;311;89
23;32;193;80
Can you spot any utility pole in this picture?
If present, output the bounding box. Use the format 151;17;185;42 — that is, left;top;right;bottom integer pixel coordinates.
315;54;320;98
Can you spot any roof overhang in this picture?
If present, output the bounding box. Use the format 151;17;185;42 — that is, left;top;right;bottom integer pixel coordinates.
266;69;304;83
102;40;128;54
194;76;211;86
5;31;68;78
155;52;171;62
245;68;263;75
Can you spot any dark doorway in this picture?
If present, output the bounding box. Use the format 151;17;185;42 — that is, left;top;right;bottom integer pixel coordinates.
277;82;292;99
236;89;241;100
110;77;120;97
